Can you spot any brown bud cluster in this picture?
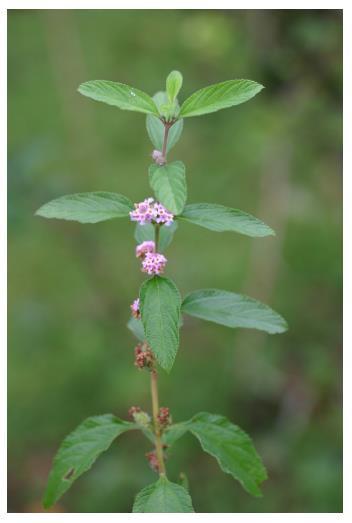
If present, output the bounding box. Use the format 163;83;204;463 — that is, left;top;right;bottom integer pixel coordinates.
157;407;171;430
145;445;168;472
134;343;154;370
145;450;159;472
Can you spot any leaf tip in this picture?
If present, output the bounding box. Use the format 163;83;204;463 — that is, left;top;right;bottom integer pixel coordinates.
42;494;53;510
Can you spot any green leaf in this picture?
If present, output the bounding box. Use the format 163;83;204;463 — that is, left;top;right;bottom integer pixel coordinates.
139;276;181;372
134;221;178;252
152;90;180;122
35;192;133;224
133;476;194;512
149;161;187;215
146;114;183;153
179;472;189;492
163;423;189;447
179;203;274;237
187;413;267;497
43;415;135;508
182;289;288;334
166;70;183;103
78;80;159;115
180;79;264;118
127;317;145;342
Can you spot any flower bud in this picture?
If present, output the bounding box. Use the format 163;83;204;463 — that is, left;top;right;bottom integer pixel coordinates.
152;150;166;166
128;406;151;428
130;298;140;319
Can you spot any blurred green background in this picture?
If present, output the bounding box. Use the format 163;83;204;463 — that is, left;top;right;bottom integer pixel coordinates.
8;9;342;513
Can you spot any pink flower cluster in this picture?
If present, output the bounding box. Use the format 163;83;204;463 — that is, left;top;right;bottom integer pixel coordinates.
136;240;155;258
130;198;174;226
141;252;167;275
135;240;167;276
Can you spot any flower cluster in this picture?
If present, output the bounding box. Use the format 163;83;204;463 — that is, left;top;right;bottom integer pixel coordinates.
130;298;140;319
141;252;167;275
130;198;174;226
135;240;168;276
134;343;154;370
136;240;155;258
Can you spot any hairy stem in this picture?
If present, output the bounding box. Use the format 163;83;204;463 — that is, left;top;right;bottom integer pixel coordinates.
150;369;166;475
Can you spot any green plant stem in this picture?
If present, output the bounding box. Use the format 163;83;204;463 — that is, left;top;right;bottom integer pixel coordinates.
150;368;166;475
154;223;160;251
161;122;171;160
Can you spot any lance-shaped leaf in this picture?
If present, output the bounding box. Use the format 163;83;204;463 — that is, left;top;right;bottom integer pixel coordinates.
134;221;178;252
173;413;267;497
139;276;181;372
179;203;274;237
43;415;135;508
182;289;288;334
133;476;194;513
149;161;187;215
78;80;159;116
166;70;183;103
180;79;264;118
35;192;133;224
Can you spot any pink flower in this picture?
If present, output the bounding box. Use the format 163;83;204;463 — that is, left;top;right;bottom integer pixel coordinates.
129;198;155;226
153;202;174;226
130;198;174;226
141;252;167;275
130;298;140;319
136;240;155;259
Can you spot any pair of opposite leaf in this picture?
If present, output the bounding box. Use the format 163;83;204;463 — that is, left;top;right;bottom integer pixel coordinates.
78;70;264;119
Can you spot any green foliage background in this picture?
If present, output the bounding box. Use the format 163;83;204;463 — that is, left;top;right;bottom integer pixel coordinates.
8;9;342;513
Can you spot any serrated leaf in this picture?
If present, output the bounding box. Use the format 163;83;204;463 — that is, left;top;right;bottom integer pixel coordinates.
179;203;274;237
166;71;183;103
127;317;145;342
35;192;133;224
43;415;135;508
78;80;159;115
149;161;187;215
187;412;267;497
180;79;264;118
133;476;194;512
182;289;288;334
139;276;181;372
146;114;183;153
